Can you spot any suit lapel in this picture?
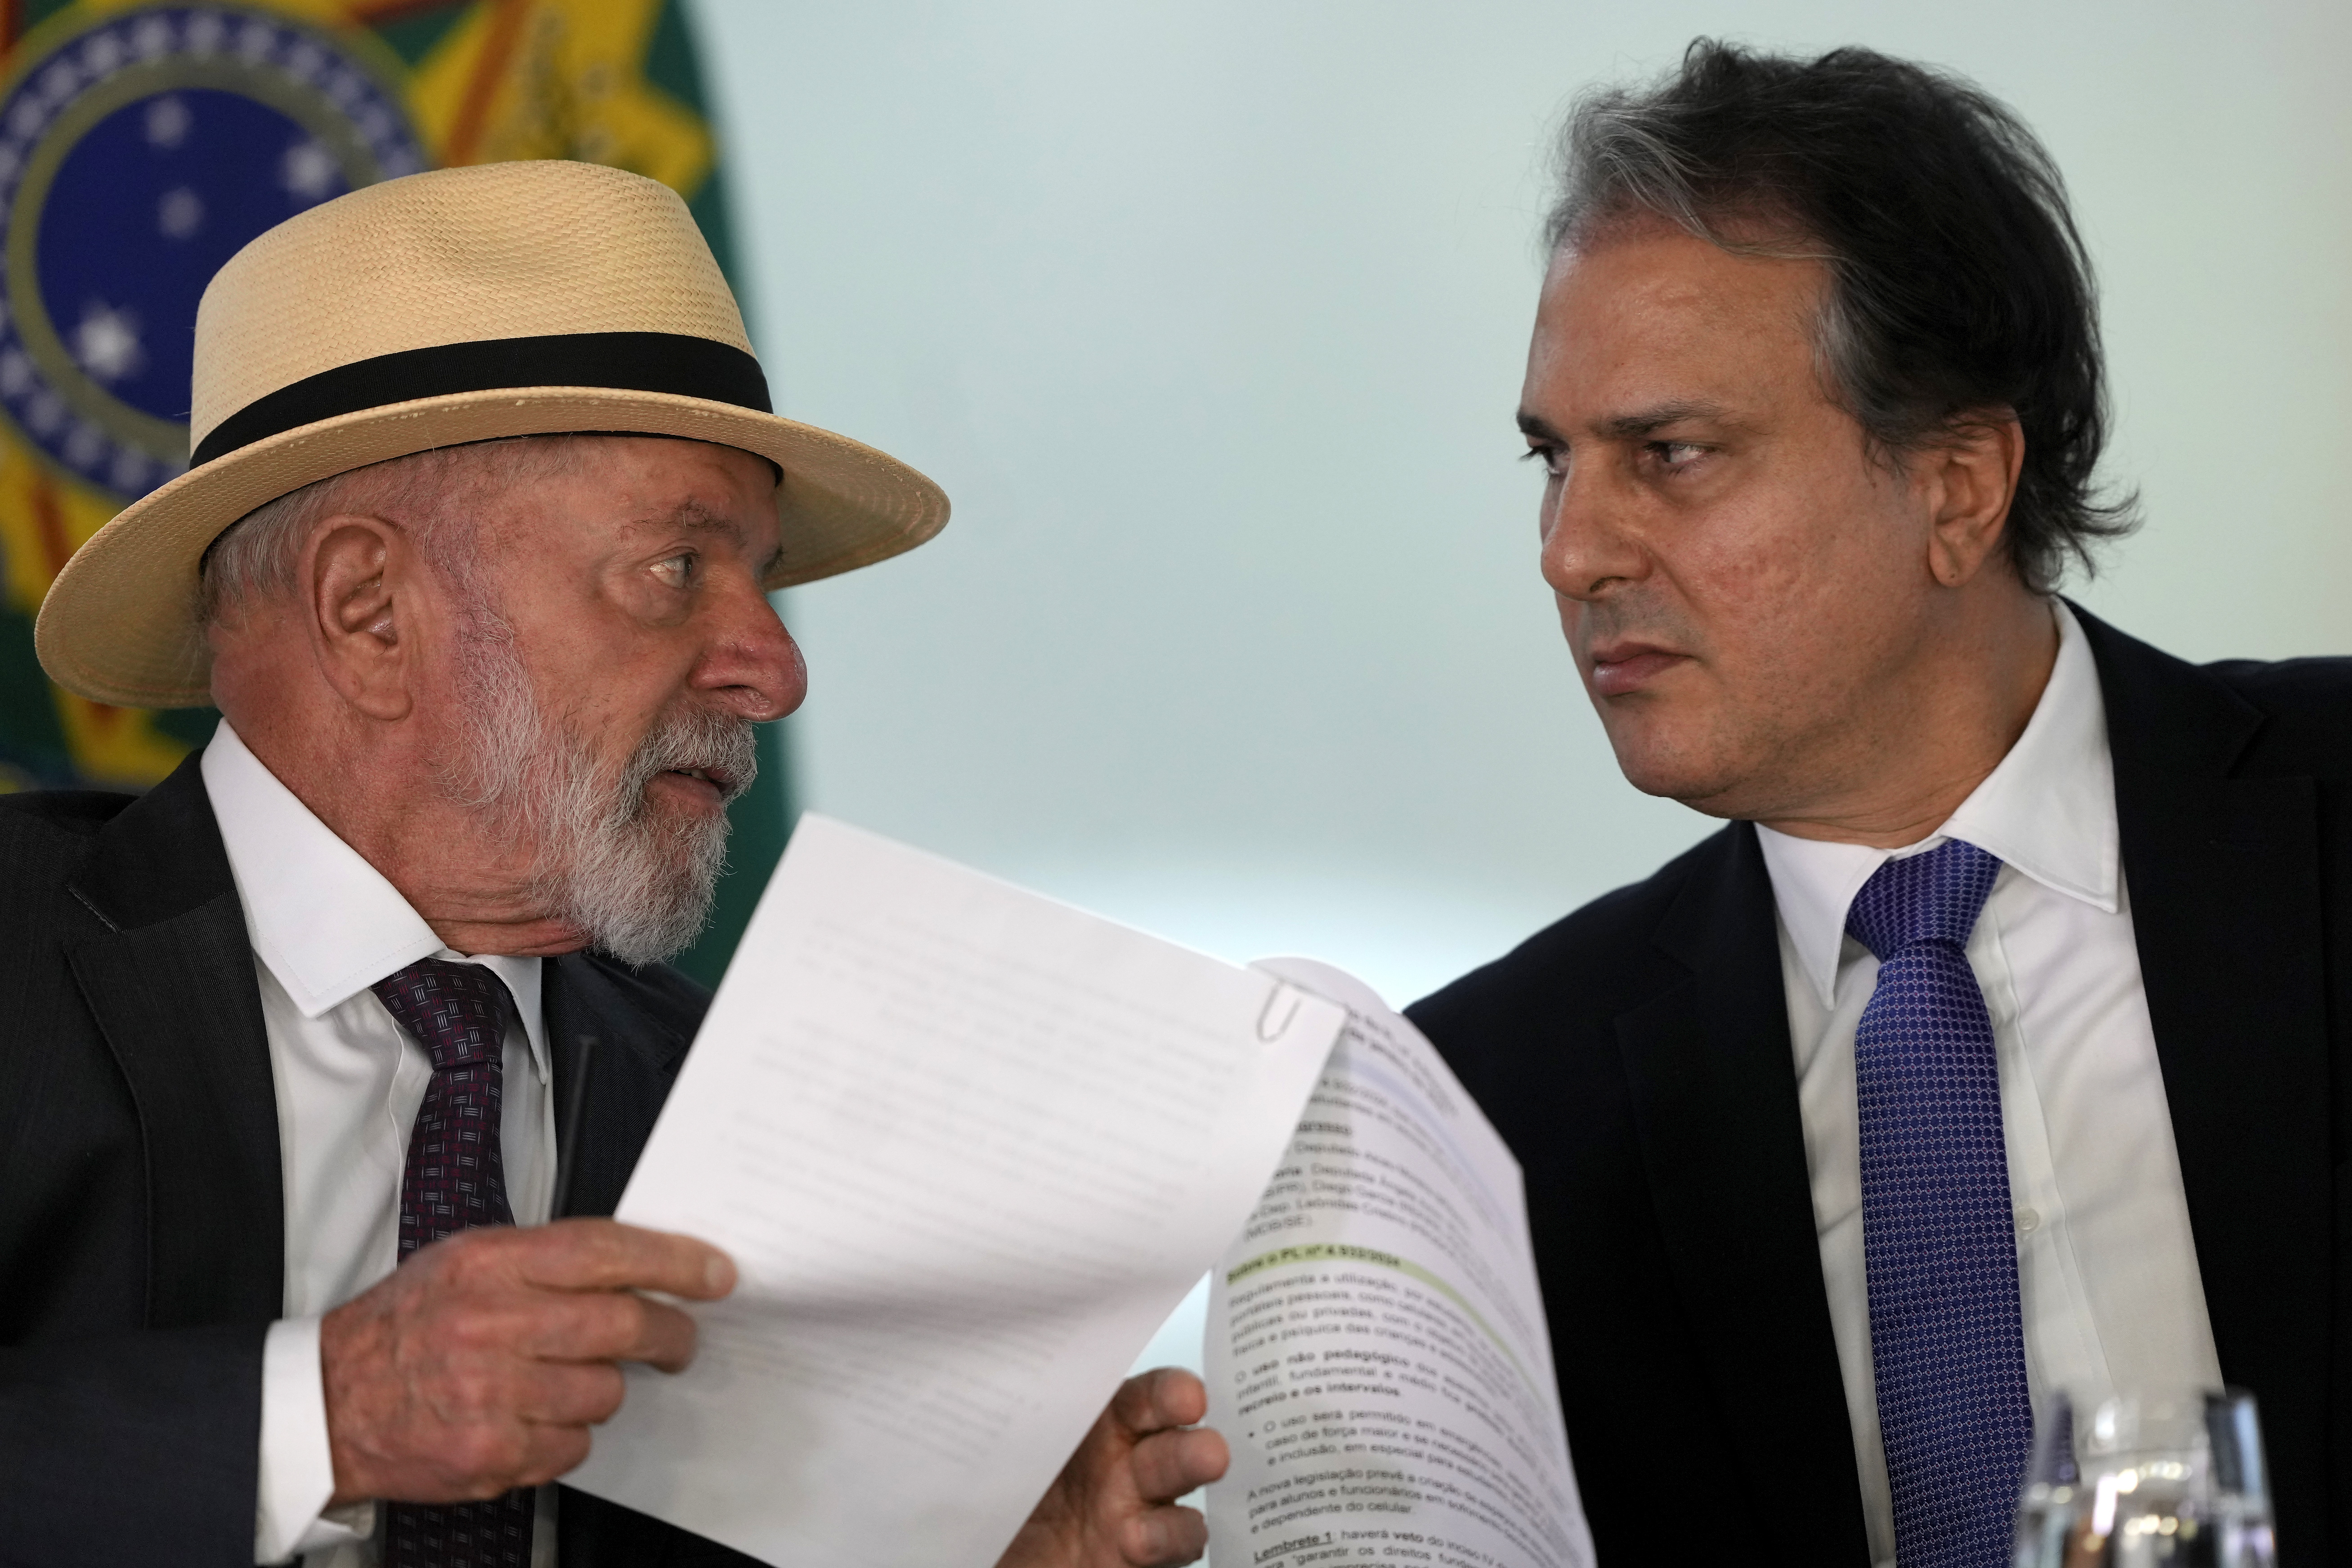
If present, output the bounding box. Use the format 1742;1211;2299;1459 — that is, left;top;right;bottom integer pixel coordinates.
543;955;694;1219
54;752;704;1322
1614;823;1871;1562
2078;607;2333;1497
63;753;285;1328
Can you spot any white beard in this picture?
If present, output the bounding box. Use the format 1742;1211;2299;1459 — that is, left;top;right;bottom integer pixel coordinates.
439;617;757;966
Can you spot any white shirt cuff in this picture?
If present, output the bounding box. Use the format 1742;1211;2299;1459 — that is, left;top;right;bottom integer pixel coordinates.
256;1317;375;1563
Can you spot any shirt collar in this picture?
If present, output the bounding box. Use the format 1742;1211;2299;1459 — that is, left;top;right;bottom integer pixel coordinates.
202;721;546;1078
1756;598;2119;1009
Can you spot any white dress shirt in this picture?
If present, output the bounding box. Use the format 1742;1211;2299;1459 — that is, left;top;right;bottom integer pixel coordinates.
202;723;558;1566
1755;600;2224;1568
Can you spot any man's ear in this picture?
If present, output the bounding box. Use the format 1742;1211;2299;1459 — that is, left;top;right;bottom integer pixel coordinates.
1921;413;2026;589
307;516;417;721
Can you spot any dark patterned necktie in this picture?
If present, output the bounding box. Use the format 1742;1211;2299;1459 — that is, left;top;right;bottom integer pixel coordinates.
1847;841;2033;1568
371;958;535;1568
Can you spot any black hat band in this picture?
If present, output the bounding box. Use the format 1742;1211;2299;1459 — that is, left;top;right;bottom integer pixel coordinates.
189;331;773;468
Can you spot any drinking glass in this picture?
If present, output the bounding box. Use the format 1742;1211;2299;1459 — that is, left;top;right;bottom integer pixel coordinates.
2012;1389;2275;1567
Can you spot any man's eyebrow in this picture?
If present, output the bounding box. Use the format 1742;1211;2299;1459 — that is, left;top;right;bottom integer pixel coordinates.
1599;400;1733;439
1515;401;1735;445
629;501;784;578
628;501;744;545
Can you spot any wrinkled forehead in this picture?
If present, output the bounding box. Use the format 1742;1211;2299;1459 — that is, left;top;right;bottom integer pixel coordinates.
1528;225;1834;412
465;434;780;535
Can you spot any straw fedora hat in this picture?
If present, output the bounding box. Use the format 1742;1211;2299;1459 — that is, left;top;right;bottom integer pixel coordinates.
35;159;950;708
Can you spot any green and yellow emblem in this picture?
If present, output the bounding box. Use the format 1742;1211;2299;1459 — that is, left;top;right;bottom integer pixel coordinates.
0;0;735;791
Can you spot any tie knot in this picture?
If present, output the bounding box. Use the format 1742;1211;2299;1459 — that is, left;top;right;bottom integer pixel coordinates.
1844;838;2003;963
371;957;514;1072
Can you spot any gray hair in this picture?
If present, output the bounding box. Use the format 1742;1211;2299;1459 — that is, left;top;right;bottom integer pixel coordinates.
198;435;590;623
1543;40;2136;594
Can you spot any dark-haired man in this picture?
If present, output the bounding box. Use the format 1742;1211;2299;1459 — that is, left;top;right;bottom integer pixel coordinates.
1408;42;2349;1568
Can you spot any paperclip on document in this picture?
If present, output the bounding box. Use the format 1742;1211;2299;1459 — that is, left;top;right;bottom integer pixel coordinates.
566;813;1348;1568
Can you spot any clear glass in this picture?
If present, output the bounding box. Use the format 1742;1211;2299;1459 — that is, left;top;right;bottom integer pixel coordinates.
2013;1389;2276;1567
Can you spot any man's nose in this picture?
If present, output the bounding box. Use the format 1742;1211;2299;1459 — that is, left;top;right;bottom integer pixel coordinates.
693;580;807;723
1538;463;1646;603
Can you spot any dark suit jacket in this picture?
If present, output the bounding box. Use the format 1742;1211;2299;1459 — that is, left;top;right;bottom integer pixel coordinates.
1407;608;2351;1565
0;753;753;1566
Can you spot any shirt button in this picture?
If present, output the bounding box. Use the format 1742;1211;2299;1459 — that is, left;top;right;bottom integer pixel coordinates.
2016;1208;2042;1234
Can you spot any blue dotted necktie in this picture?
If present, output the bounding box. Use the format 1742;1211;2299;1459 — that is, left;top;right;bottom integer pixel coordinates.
1847;841;2032;1568
372;959;534;1568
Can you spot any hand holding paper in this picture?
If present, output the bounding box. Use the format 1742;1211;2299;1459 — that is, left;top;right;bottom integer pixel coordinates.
318;1219;735;1506
566;815;1345;1567
996;1366;1232;1568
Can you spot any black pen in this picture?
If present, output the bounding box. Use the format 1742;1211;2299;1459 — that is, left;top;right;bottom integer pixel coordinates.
555;1035;596;1220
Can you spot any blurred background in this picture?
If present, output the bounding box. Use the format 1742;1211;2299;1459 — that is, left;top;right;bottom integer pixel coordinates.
703;0;2352;1007
6;0;2343;1004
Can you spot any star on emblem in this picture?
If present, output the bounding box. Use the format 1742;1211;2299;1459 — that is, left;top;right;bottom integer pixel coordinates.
143;93;190;148
72;301;143;384
281;138;337;200
157;186;203;238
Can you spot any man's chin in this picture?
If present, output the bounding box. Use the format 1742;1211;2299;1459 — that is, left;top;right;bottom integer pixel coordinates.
1604;734;1756;818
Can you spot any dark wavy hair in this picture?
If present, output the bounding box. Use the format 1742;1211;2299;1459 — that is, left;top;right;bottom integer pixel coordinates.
1546;40;2136;592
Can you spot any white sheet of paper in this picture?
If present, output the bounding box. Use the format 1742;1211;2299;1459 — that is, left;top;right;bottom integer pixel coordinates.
1206;957;1593;1568
566;815;1346;1567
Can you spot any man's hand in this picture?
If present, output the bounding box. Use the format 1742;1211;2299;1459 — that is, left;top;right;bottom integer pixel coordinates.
998;1367;1231;1568
319;1218;735;1504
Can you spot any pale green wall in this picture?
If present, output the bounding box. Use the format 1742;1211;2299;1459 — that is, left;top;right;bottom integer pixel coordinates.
697;1;2352;1006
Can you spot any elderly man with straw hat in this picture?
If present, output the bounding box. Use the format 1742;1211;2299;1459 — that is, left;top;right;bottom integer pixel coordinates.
0;161;1226;1568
